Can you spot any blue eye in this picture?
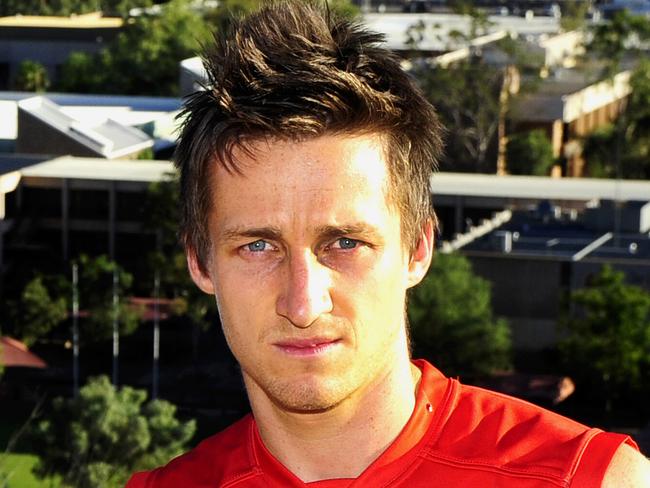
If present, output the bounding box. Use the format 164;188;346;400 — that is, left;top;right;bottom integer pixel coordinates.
337;238;358;250
247;240;268;252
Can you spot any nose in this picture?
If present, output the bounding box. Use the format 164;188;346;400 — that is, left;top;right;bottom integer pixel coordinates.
276;250;333;328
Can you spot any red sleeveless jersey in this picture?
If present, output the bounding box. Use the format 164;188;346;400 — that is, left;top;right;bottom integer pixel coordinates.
126;360;636;487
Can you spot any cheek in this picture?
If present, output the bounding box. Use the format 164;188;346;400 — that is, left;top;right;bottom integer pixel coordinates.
212;266;276;349
334;250;408;327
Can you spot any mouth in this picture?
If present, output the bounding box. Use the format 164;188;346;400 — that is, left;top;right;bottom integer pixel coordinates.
273;338;342;357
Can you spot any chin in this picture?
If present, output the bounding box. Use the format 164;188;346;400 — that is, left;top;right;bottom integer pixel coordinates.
266;375;353;413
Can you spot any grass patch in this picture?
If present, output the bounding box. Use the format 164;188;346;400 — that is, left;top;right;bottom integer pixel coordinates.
0;453;61;488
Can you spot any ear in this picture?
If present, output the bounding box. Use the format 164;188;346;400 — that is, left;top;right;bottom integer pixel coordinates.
187;249;216;295
406;219;434;289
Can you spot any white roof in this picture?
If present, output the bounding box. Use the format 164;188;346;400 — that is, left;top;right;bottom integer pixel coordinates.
361;13;560;52
430;172;650;202
20;156;174;183
18;96;154;158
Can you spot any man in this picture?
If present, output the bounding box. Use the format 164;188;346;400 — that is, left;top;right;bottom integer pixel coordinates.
127;1;649;486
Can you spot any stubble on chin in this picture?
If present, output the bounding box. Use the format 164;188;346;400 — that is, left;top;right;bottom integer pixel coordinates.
243;367;356;415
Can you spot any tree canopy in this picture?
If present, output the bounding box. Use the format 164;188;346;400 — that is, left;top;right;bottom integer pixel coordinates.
0;0;151;17
506;129;555;176
143;174;216;330
408;253;511;378
75;254;142;341
13;60;50;92
30;376;196;488
580;12;650;179
582;58;650;179
56;0;210;96
9;275;68;347
559;266;650;410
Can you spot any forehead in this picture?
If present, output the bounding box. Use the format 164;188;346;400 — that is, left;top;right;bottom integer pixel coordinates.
208;134;399;233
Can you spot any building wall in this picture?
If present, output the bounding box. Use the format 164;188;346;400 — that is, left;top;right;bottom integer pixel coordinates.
465;251;650;351
0;26;120;88
466;254;565;350
16;110;99;157
563;71;631;125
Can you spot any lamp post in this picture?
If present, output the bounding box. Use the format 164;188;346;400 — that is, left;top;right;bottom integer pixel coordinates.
112;268;119;387
72;262;79;397
152;271;160;400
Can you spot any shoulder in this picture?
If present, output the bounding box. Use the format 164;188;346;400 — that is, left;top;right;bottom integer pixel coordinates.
602;443;650;488
126;414;261;488
429;380;614;482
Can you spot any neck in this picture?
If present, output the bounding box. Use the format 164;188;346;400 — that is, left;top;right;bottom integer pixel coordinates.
245;341;420;482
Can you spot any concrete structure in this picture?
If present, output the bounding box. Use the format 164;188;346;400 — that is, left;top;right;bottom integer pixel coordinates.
180;11;564;93
0;155;172;276
361;12;561;54
17;96;154;159
0;13;123;89
179;57;206;98
510;70;632;176
430;171;650;237
460;202;650;350
428;174;650;350
1;91;181;156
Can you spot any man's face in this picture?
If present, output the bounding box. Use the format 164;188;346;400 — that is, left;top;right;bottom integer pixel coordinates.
189;133;431;412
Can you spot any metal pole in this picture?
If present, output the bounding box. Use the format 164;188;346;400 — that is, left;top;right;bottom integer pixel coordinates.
112;268;119;387
109;182;116;260
72;263;79;397
152;271;160;399
62;179;69;262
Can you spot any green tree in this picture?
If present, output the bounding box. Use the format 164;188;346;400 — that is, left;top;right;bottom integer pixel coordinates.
143;175;216;333
587;10;650;79
408;253;511;378
0;0;81;16
581;13;650;179
101;0;153;17
506;129;555;175
10;275;68;346
409;10;541;173
559;266;650;409
57;0;210;96
205;0;358;33
582;59;650;179
13;60;50;92
415;57;503;172
57;52;105;94
76;254;142;341
31;376;196;488
583;124;617;178
559;0;589;32
0;0;150;16
623;58;650;177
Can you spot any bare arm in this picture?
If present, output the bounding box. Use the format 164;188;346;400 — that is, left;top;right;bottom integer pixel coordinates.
601;444;650;488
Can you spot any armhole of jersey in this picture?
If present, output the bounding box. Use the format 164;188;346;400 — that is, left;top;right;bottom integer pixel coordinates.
125;470;154;488
570;431;639;488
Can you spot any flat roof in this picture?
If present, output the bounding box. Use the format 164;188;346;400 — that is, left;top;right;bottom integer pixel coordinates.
361;12;560;51
20;156;174;183
18;96;153;158
430;172;650;202
0;92;181;112
461;208;650;262
0;13;123;29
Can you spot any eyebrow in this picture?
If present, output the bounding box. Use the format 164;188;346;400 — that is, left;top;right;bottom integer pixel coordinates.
219;226;283;244
313;224;381;241
218;223;382;244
